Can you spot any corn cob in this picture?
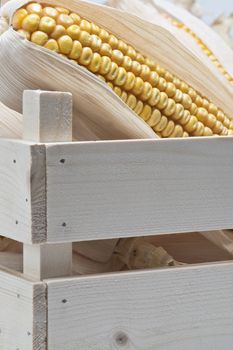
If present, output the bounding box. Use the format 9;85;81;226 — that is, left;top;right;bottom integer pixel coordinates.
164;14;233;86
12;3;233;138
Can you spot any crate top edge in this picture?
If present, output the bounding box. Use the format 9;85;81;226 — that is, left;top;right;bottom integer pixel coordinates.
0;136;233;148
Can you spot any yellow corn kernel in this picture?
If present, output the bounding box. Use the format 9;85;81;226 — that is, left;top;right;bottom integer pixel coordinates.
140;82;152;101
44;39;59;52
80;19;92;33
111;50;124;66
121;91;128;102
117;40;128;54
26;3;43;16
50;25;66;39
134;101;144;115
91;23;100;35
114;67;127;86
42;7;59;19
79;47;93;66
99;56;111;75
124;72;136;91
22;14;40;32
99;43;112;57
31;31;48;46
161;120;175;137
170;125;183;137
105;62;118;80
39;16;56;34
163;98;176;116
108;35;119;49
67;25;80;40
148;71;159;87
184;115;198;133
182;94;192;109
57;14;74;28
147;109;162;127
140;105;152;121
99;28;109;42
58;35;73;54
122;56;133;71
70;13;81;25
91;35;102;52
126;94;137;109
69;41;82;60
154;115;168;132
12;9;28;30
140;65;151;80
78;31;92;47
148;88;160;107
88;53;101;72
156;92;168;109
132;77;144;95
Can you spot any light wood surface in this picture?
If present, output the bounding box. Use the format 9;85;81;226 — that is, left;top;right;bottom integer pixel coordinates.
23;90;73;142
24;243;72;279
46;261;233;349
45;136;233;243
0;139;45;243
23;90;73;278
0;268;46;350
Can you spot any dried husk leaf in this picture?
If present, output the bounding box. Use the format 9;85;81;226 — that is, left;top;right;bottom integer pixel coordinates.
108;0;233;81
114;238;183;269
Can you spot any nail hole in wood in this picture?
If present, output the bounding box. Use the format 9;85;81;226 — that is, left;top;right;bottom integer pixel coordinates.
15;220;18;225
27;331;31;336
13;159;16;164
115;332;128;346
62;299;68;304
60;159;65;164
25;198;28;202
17;294;20;299
62;222;66;227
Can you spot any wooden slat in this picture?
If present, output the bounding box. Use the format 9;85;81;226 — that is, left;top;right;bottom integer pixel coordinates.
0;268;46;350
45;137;233;243
24;243;72;279
47;262;233;350
23;90;72;278
0;139;46;243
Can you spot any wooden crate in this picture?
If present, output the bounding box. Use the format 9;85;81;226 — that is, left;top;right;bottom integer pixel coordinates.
1;90;233;350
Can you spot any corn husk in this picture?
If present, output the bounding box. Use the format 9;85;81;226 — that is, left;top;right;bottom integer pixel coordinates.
0;0;233;142
108;0;233;82
108;0;233;258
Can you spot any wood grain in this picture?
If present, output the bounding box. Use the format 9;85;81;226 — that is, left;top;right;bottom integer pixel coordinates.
0;268;46;350
47;261;233;349
0;139;45;243
23;90;73;143
22;90;72;278
45;137;233;243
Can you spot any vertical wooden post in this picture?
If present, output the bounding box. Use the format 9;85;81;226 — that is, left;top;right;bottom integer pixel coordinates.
23;90;73;280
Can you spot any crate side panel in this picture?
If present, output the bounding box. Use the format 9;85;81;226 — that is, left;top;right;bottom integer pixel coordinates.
46;137;233;242
47;262;233;350
0;140;32;242
0;269;46;350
